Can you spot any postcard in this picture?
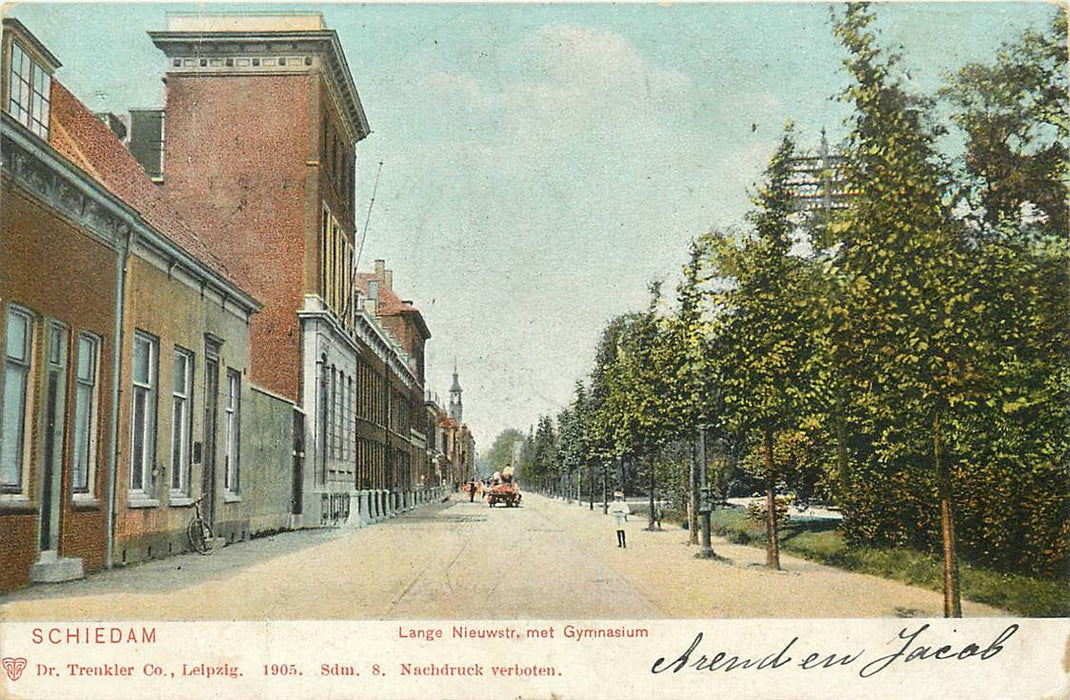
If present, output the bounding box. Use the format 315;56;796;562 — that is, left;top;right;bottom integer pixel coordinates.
0;2;1066;698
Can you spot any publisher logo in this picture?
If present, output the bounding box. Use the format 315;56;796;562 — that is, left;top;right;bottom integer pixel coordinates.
2;657;28;681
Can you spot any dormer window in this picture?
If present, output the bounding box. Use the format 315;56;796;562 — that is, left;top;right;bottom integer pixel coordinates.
7;39;51;139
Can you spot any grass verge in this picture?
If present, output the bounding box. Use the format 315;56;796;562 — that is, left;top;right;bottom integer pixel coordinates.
697;507;1068;617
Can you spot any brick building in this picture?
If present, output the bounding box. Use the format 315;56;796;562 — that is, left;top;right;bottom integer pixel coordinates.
1;19;295;591
145;14;442;526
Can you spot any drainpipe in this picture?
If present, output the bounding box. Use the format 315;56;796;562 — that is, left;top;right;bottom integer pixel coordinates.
104;227;134;568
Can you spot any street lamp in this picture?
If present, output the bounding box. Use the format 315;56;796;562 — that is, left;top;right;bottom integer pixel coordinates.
696;425;714;559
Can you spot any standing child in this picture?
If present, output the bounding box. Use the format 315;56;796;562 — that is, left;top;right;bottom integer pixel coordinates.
609;491;630;548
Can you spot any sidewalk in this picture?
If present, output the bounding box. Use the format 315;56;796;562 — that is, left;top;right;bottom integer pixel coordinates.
531;494;1003;618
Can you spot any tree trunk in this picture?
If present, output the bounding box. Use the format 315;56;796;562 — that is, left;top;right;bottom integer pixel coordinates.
647;453;656;530
836;415;850;499
688;434;699;545
602;463;609;514
935;410;962;617
588;463;594;510
764;427;781;570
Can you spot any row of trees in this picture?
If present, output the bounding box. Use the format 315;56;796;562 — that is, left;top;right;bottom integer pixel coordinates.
495;4;1067;617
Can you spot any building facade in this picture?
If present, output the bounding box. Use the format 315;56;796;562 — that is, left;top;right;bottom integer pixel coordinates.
0;19;296;591
1;13;463;591
146;14;442;527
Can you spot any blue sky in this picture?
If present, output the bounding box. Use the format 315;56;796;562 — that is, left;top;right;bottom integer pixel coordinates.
7;2;1058;447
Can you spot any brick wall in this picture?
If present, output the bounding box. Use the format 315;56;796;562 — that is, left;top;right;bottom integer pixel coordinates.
0;182;117;592
160;73;315;403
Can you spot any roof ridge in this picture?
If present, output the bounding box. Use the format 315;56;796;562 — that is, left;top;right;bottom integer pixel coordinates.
49;80;239;287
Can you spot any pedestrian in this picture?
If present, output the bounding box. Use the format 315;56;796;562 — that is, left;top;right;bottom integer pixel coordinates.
609;491;630;548
468;478;476;502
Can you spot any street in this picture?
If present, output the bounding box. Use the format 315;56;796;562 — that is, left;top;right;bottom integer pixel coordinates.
0;494;1001;620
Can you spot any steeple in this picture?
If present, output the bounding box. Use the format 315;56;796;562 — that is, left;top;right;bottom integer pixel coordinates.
449;360;463;423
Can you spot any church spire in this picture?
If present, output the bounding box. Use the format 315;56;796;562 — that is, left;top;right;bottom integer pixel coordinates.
449;360;463;422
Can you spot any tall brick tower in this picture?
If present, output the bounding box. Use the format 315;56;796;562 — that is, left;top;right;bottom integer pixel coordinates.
150;14;387;523
149;13;369;404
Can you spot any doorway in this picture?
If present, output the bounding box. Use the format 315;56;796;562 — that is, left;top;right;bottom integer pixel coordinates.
202;353;219;527
38;322;67;554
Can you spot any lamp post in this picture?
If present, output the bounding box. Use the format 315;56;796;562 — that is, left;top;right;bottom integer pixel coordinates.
696;425;714;559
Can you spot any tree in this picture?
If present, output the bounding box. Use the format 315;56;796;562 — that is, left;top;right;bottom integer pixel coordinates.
485;428;526;476
831;3;990;616
708;125;822;570
670;239;717;543
939;11;1069;579
532;415;558;493
587;313;639;504
611;284;680;529
556;382;591;504
941;12;1067;236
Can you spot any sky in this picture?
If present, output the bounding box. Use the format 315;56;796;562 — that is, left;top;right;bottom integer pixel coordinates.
6;1;1059;450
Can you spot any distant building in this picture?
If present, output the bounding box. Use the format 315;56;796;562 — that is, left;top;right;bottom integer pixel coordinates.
449;363;463;423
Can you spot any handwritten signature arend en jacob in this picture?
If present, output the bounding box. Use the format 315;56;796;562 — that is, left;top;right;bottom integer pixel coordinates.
651;623;1020;679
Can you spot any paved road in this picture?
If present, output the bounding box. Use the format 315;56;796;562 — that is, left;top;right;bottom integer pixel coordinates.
0;493;1000;620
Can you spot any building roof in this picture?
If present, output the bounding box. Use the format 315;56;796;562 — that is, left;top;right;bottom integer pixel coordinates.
355;271;431;339
48;80;254;301
149;13;369;143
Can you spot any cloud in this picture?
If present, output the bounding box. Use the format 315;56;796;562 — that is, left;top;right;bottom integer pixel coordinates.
359;24;789;445
522;24;691;98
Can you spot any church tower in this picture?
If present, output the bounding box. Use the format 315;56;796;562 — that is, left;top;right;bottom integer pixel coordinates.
449;362;463;423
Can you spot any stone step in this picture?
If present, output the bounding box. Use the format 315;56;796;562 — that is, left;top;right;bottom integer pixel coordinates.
30;554;84;583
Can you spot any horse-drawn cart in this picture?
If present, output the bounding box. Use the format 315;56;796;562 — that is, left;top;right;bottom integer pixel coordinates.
487;481;521;507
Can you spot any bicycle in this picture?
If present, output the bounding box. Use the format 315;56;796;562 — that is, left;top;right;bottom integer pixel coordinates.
187;494;215;555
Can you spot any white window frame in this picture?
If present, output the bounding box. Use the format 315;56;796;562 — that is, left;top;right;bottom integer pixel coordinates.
1;305;35;497
71;331;101;500
223;368;240;494
170;347;194;498
7;40;51;139
129;331;158;502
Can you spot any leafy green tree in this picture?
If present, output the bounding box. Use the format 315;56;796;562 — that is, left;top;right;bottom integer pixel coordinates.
556;382;591;503
587;313;639;502
612;284;682;528
938;11;1069;578
941;12;1067;235
516;426;536;486
485;428;526;476
831;3;991;616
669;239;718;542
707;125;822;570
532;415;558;493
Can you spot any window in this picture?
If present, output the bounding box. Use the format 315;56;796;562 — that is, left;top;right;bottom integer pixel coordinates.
1;306;34;493
7;40;51;139
71;332;101;495
170;348;194;496
224;369;240;493
130;332;158;495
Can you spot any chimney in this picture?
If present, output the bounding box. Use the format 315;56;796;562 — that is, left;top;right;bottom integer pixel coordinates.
384;269;393;290
128;109;164;179
374;259;385;279
95;113;128;142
